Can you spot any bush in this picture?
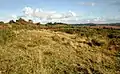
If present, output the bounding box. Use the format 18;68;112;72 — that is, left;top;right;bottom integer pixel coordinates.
91;39;104;46
0;21;4;25
86;39;105;47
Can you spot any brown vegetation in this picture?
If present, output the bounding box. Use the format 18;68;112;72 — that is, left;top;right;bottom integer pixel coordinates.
88;26;120;29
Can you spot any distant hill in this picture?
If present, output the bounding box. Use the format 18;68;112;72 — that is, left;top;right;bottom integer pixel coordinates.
0;18;120;27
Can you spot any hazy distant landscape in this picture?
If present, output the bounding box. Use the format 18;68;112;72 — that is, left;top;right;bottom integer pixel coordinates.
0;18;120;74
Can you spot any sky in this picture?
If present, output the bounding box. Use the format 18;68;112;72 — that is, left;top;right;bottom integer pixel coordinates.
0;0;120;24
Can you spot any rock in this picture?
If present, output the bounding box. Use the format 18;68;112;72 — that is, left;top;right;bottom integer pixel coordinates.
35;22;41;25
9;20;15;24
16;18;28;25
28;19;33;24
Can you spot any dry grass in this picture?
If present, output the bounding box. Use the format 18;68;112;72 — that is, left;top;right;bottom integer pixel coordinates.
0;29;120;74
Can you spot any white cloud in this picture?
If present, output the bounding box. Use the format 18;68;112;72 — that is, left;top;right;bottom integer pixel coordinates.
11;15;17;19
21;6;78;23
0;15;19;23
78;2;96;6
22;7;34;16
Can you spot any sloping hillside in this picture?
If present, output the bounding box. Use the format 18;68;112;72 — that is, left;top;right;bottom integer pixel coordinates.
0;24;120;74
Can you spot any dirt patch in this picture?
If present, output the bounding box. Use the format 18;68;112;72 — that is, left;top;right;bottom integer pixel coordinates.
0;25;8;29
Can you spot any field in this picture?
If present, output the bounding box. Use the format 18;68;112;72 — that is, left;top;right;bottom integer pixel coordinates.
88;26;120;29
0;20;120;74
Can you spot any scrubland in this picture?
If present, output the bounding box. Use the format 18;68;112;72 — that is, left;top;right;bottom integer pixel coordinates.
0;22;120;74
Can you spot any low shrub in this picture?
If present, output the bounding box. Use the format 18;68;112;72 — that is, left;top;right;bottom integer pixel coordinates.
0;29;15;45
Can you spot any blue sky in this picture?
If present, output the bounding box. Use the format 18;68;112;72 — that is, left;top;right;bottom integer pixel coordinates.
0;0;120;23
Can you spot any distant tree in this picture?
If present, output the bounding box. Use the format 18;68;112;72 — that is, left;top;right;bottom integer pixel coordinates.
53;22;57;25
46;22;54;26
0;21;4;25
